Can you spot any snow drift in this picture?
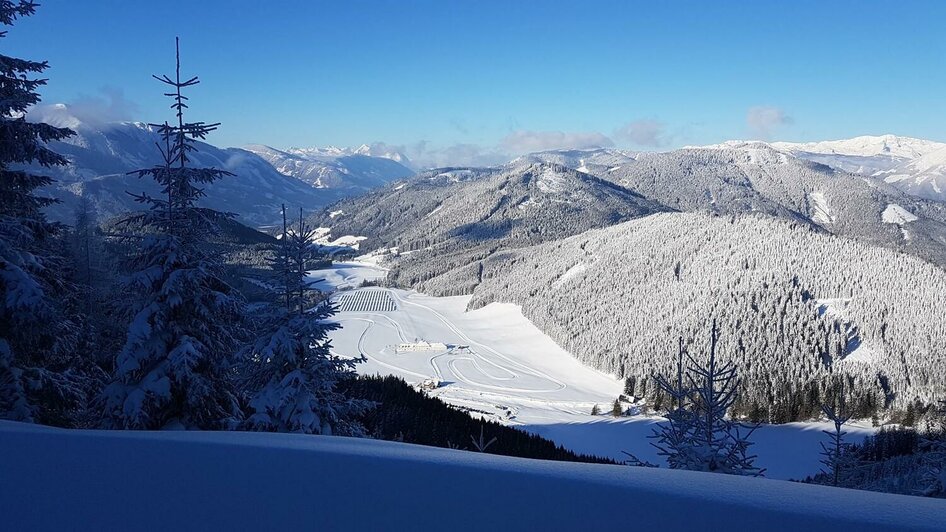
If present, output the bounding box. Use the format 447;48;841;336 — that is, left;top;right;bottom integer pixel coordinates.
1;421;944;531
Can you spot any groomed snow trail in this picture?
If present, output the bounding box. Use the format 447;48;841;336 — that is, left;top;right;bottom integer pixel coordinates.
317;261;878;480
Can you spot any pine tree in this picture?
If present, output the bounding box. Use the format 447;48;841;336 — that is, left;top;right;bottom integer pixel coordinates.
100;38;244;430
242;206;368;435
590;403;600;416
0;1;84;424
650;337;696;469
650;324;763;476
612;399;623;417
918;400;946;497
819;378;853;486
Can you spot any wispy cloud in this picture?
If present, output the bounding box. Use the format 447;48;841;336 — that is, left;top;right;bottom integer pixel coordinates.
746;106;792;140
27;87;139;128
500;130;614;154
396;140;508;169
614;119;670;148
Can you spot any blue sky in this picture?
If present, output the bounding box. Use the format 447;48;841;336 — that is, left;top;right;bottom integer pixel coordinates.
10;0;946;165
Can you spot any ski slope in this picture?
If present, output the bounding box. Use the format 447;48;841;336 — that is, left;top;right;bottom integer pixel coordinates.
316;261;876;480
2;421;943;531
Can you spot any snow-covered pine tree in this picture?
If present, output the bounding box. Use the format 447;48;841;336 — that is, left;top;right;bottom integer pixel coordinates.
819;378;853;486
650;324;763;476
100;38;244;430
242;206;368;435
0;0;85;425
919;401;946;497
650;338;697;469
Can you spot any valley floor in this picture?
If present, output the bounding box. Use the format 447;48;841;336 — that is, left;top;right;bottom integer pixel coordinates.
2;421;942;531
318;260;876;480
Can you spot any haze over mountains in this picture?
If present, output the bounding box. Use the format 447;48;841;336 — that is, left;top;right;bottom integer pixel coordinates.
244;144;413;192
30;101;946;239
26;104;414;225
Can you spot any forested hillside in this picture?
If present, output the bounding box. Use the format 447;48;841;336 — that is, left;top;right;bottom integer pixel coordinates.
314;162;665;294
444;212;946;419
526;143;946;266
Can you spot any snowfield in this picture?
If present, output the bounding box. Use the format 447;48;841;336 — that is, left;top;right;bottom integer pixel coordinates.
2;421;944;531
317;261;878;480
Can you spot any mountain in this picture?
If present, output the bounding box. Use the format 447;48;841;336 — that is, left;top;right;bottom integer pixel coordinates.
877;146;946;201
466;211;946;413
312;162;665;294
773;135;946;202
244;144;414;192
26;104;331;226
527;142;946;267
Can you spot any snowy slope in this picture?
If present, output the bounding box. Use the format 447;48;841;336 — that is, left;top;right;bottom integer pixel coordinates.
316;261;875;480
773;135;945;161
880;146;946;202
467;212;946;409
2;421;943;531
244;144;414;191
528;141;946;266
773;135;946;202
26;104;330;226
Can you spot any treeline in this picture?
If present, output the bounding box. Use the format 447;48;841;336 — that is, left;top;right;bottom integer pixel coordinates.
341;375;613;464
804;421;946;498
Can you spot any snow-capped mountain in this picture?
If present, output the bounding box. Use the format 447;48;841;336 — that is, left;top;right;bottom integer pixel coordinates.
773;134;945;162
526;142;946;266
877;145;946;201
772;135;946;202
245;144;414;191
313;162;664;293
26;104;333;226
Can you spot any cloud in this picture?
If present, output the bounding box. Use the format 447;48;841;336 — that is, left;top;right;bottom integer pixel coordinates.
614;119;670;148
403;141;508;169
27;87;139;129
746;106;792;140
500;130;614;153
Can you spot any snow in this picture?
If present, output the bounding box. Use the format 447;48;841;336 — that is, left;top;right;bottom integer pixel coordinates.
309;261;387;292
552;262;588;287
536;165;567;193
2;421;943;531
424;204;443;218
809;192;835;225
317;263;880;480
328;209;345;218
329;289;624;419
312;230;369;251
882;204;919;225
773;135;946;160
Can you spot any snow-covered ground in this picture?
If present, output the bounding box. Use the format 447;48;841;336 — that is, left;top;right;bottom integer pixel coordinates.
316;261;878;480
3;421;943;531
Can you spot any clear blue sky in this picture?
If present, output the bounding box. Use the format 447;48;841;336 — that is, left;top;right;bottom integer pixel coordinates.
9;0;946;165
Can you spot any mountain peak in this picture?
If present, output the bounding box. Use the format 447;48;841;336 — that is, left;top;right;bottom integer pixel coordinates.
772;135;946;159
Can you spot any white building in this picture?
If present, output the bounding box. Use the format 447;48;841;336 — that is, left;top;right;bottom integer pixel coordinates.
395;341;448;353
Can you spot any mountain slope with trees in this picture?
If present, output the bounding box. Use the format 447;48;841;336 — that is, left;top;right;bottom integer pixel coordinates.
24;105;333;226
527;143;946;267
454;212;946;418
313;162;666;294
